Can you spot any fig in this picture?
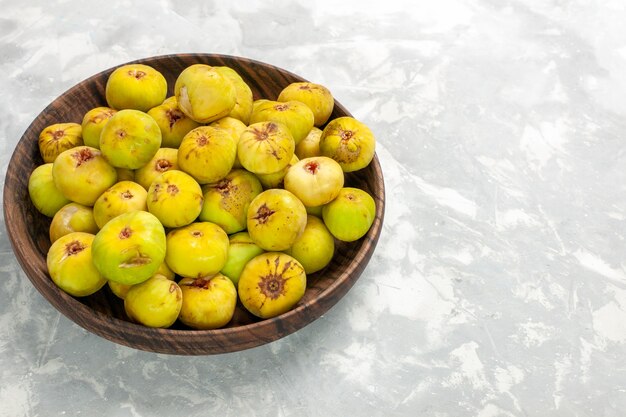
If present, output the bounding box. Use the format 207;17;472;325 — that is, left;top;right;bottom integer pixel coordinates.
108;263;175;300
134;147;179;190
92;211;166;285
116;168;135;182
213;66;253;124
319;117;376;172
99;109;162;169
52;146;117;206
295;127;322;159
28;163;71;217
178;126;236;184
38;123;83;163
238;252;306;319
165;222;229;278
92;181;148;229
237;121;295;175
49;203;98;243
124;275;182;328
46;232;106;297
105;64;167;112
252;99;270;113
249;100;314;145
220;232;264;286
147;170;203;228
174;64;236;123
256;154;298;189
283;156;344;207
81;107;117;148
147;96;200;148
198;169;263;234
322;187;376;242
209;116;247;168
285;215;334;274
178;274;237;329
306;205;324;218
277;82;334;126
247;189;307;251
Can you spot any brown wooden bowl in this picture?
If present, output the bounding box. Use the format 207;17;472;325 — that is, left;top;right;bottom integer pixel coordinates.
3;53;385;355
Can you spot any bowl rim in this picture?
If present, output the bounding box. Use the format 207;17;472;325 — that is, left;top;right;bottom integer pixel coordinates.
3;53;386;355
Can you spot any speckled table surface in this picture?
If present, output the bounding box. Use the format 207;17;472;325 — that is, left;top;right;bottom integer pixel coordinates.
2;0;626;416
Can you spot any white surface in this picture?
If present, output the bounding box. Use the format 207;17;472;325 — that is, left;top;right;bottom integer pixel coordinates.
1;0;626;415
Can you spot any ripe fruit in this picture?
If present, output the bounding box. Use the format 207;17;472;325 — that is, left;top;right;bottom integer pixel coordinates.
198;169;263;234
178;126;236;184
247;189;307;251
39;123;83;163
320;117;376;172
49;203;98;243
322;187;376;242
283;156;344;207
92;211;166;285
134;147;179;190
174;64;236;123
105;64;167;112
277;82;334;126
295;127;322;159
220;232;264;286
285;215;334;274
213;66;253;124
250;100;314;145
147;96;200;148
99;109;162;169
165;222;229;278
209;116;247;168
92;181;148;229
28;163;71;217
147;170;203;228
178;274;237;329
81;107;117;148
238;252;306;319
256;154;298;189
124;275;182;328
52;146;117;206
46;232;106;297
108;262;174;300
237;121;295;175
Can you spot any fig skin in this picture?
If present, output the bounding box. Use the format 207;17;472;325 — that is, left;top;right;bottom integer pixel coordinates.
178;126;237;184
165;222;229;278
124;275;182;328
52;146;118;207
29;163;71;217
178;274;237;329
81;107;117;148
174;64;236;123
92;211;166;285
295;127;323;159
209;116;247;169
108;263;175;300
105;64;167;112
220;232;265;286
322;187;376;242
256;154;299;190
237;121;295;175
147;96;200;148
46;232;107;297
213;66;254;124
249;100;314;145
283;156;344;207
147;170;204;228
39;123;83;163
238;252;306;319
285;215;335;274
198;169;263;234
49;203;99;243
319;117;376;172
247;189;307;251
92;181;148;229
99;109;162;170
116;168;135;182
306;205;323;218
277;82;334;126
135;147;179;190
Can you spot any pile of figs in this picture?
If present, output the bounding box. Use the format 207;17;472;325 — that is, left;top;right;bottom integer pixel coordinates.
29;62;377;329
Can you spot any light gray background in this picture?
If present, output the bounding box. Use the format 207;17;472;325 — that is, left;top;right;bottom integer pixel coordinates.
1;0;626;416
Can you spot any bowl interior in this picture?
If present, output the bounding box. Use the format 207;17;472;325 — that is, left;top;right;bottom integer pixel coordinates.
3;53;385;355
